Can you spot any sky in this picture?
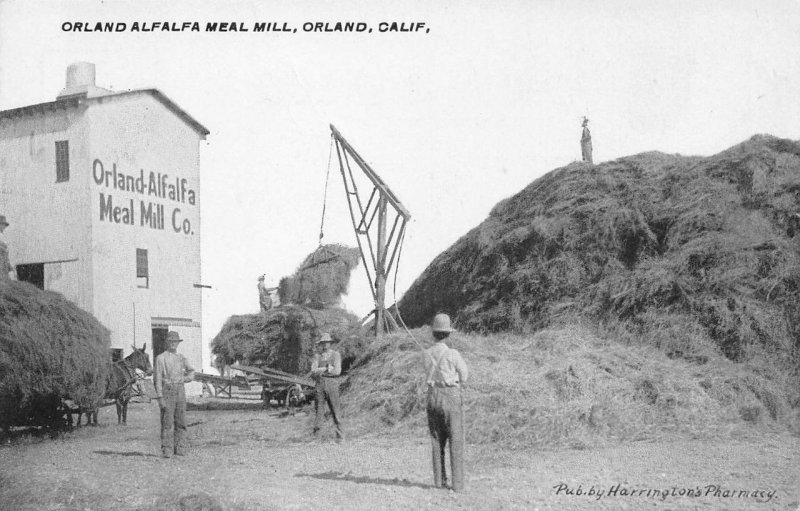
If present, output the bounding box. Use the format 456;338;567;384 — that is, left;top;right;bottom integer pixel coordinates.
1;0;798;351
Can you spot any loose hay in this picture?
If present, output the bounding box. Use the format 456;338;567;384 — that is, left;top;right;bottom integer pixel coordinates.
397;135;800;417
211;305;366;374
0;280;110;430
278;243;360;308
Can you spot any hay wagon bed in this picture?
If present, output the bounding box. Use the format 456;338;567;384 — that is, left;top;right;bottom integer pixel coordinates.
230;364;315;408
193;372;251;398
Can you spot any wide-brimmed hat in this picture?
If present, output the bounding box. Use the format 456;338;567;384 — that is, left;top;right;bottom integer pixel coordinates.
431;313;454;333
166;331;183;343
316;333;335;344
0;215;8;227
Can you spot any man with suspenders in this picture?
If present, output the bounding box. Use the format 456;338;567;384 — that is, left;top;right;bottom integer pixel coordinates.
423;313;469;491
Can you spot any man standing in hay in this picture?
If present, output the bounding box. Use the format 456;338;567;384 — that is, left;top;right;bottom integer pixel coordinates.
423;313;469;492
310;332;344;441
581;116;593;164
153;331;195;458
258;274;273;311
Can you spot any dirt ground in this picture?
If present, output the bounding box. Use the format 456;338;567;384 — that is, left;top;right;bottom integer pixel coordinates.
1;397;798;511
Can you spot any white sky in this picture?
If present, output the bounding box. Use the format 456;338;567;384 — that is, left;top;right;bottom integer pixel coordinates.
1;0;798;347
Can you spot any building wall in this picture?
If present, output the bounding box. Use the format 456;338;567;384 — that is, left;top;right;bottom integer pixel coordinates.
86;94;203;369
0;106;94;310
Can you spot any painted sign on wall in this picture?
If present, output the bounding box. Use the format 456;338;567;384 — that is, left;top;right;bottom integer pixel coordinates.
92;159;197;235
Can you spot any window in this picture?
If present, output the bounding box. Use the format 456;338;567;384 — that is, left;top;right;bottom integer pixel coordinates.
55;140;69;182
136;248;149;288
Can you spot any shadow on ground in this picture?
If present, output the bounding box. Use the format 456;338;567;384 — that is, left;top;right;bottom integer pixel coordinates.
295;471;432;489
94;449;159;458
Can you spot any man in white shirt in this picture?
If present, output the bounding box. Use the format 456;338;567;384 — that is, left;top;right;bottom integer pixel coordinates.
310;332;344;441
153;331;195;458
422;313;468;491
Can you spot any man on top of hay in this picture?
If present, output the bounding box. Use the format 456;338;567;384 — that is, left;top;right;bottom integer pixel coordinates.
153;331;195;458
310;332;344;441
581;116;593;164
422;313;469;492
258;274;273;311
0;215;13;280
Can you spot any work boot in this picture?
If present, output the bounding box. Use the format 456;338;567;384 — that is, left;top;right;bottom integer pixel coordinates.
161;449;172;459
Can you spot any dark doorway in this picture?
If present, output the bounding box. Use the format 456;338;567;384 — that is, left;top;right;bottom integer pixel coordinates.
152;327;168;360
16;263;44;289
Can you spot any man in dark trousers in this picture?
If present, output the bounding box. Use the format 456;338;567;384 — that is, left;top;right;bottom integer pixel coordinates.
153;331;195;458
581;116;593;164
423;313;469;491
310;332;344;441
258;274;273;311
0;215;13;280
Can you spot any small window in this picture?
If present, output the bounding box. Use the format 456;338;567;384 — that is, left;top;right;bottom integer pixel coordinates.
136;248;149;288
55;140;69;182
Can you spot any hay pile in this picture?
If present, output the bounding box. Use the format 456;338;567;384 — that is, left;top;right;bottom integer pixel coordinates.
0;280;110;429
211;306;366;374
278;244;360;308
343;325;795;448
398;135;800;374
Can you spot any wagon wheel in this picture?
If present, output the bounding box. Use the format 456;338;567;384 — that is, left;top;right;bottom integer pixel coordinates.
285;384;303;411
261;382;274;408
57;401;74;428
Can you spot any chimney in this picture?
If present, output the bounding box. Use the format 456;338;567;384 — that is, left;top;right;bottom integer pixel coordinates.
57;62;110;99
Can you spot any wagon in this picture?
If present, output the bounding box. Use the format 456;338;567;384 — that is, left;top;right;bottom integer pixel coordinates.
193;372;252;398
230;364;316;409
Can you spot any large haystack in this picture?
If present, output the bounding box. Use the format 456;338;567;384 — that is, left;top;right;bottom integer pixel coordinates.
0;280;110;429
399;135;800;370
211;305;365;374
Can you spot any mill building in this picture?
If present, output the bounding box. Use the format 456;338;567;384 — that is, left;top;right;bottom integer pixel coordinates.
0;62;208;369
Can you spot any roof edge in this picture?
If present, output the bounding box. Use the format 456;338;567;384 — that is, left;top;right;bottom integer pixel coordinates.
0;89;210;139
87;89;210;138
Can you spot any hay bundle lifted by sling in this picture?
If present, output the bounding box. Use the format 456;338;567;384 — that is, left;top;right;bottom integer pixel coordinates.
0;280;110;430
212;244;366;374
278;243;360;309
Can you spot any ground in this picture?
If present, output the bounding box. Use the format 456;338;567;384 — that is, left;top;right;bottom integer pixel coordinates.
1;397;798;511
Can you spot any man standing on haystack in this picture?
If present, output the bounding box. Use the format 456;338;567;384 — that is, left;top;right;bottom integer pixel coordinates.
423;313;469;492
258;274;273;311
153;331;195;458
581;116;593;164
0;215;13;280
310;332;344;441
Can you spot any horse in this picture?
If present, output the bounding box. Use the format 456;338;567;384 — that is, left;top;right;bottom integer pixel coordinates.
73;344;152;426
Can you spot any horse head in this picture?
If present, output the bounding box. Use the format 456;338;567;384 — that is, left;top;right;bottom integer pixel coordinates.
126;344;153;376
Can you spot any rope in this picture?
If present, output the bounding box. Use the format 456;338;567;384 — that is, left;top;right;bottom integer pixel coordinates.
391;224;424;351
318;134;334;245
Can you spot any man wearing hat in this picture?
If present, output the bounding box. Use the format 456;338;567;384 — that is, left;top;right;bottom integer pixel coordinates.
310;332;344;441
423;313;469;491
581;116;593;164
257;274;273;311
0;215;12;280
153;331;195;458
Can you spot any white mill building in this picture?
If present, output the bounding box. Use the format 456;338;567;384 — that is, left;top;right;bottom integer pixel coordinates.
0;63;209;369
